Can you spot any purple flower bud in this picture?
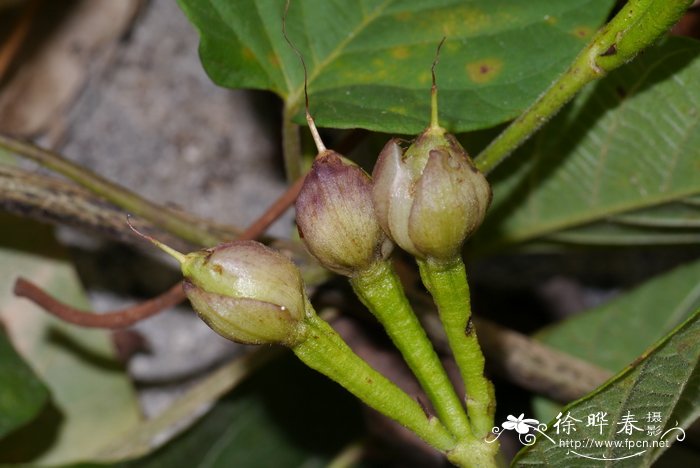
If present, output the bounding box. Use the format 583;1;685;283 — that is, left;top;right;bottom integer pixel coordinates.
296;151;393;276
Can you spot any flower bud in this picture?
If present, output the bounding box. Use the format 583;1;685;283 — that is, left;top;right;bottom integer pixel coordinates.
372;129;491;261
295;150;393;276
181;240;307;346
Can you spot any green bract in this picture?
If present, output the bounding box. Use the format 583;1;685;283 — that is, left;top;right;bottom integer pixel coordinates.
295;150;393;276
372;128;491;261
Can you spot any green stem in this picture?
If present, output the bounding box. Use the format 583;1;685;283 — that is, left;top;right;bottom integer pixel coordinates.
350;260;471;439
0;134;236;247
292;313;456;452
417;257;494;439
282;104;303;182
474;0;692;175
447;437;500;468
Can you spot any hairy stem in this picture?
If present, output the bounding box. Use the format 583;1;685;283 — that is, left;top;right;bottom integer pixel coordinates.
418;258;494;439
475;0;693;174
350;260;471;439
282;104;303;181
0;165;191;251
293;312;456;452
0;134;236;246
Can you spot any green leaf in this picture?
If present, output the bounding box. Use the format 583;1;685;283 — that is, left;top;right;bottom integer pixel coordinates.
612;201;700;229
546;222;700;245
0;329;49;439
118;353;364;468
513;310;700;467
0;215;141;464
536;258;700;373
543;200;700;245
178;0;614;133
474;37;700;252
530;257;700;453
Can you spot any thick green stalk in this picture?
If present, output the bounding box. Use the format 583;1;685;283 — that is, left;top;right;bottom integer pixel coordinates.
418;257;494;439
292;312;456;452
447;437;500;468
0;134;235;246
475;0;692;174
350;260;471;439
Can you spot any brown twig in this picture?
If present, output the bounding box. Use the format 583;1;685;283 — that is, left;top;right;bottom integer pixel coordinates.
12;173;308;328
13;278;185;329
0;0;38;80
239;175;304;239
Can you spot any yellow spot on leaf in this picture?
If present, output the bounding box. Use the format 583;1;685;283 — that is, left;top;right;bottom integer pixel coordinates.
242;47;255;61
395;11;412;22
392;46;410;60
372;58;384;67
435;7;491;36
544;15;557;25
418;70;431;85
267;53;280;68
388;105;407;115
466;58;503;84
572;26;592;39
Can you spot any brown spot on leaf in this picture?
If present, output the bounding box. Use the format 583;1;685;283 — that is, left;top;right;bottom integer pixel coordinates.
395;11;412;22
572;26;592;39
267;52;280;68
466;58;503;84
242;47;255;61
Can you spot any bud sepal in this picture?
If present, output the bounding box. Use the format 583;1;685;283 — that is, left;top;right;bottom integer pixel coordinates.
372;130;491;262
184;283;307;346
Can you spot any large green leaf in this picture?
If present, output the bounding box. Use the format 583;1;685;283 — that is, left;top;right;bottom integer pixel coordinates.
612;201;700;229
0;215;141;464
531;257;700;423
546;221;700;245
178;0;614;133
529;258;700;467
545;199;700;245
118;354;364;468
0;329;48;439
535;258;700;373
513;310;699;467
474;37;700;252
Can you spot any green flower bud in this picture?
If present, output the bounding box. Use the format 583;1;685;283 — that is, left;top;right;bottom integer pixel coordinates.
296;150;393;276
181;240;308;346
372;129;491;261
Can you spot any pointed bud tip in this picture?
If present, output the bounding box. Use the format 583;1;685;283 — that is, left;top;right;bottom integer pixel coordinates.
126;215;186;264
